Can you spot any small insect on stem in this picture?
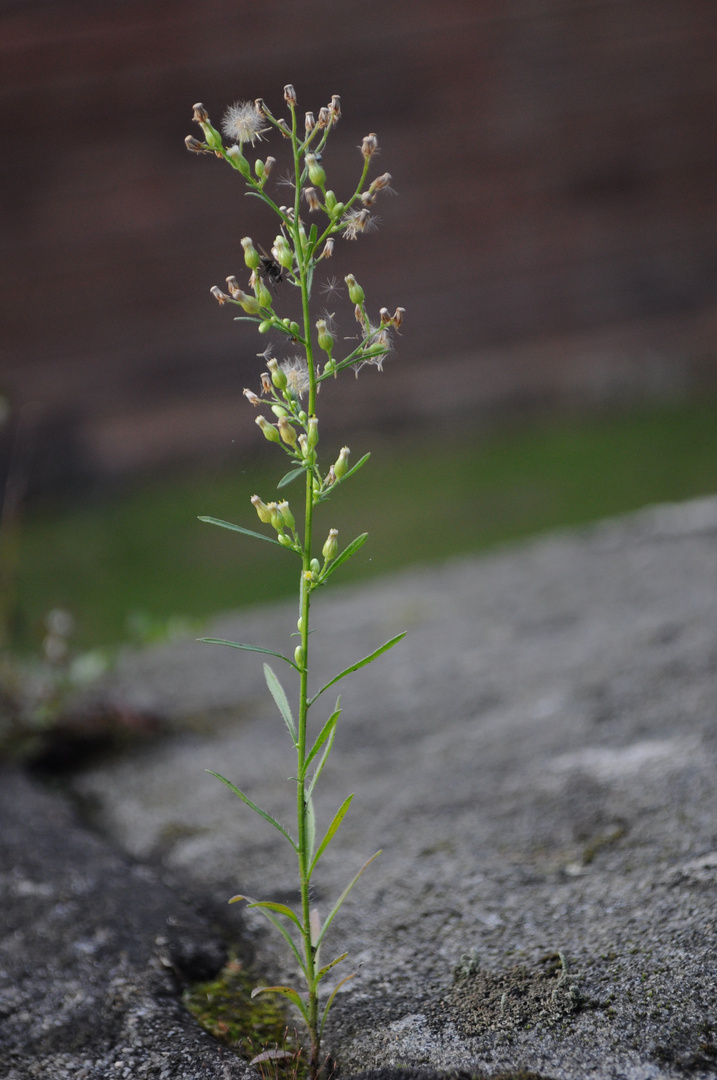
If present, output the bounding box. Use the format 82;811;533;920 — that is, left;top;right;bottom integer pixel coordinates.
258;245;284;291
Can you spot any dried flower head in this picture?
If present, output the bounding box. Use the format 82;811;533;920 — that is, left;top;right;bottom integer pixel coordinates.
280;356;310;398
221;101;269;146
341;208;378;240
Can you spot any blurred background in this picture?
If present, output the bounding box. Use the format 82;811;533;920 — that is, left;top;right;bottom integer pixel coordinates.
2;0;717;657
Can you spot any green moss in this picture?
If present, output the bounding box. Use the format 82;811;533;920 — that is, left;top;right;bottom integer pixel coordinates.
183;954;306;1078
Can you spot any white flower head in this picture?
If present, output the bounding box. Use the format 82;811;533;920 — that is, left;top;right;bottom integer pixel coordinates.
221;101;269;146
280;356;310;399
341;207;379;241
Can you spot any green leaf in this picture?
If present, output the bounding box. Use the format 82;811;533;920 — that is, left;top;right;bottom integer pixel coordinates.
308;632;407;705
304;701;341;774
277;466;306;489
228;894;307;975
305;726;336;802
263;663;297;745
207;771;298;851
317;952;348;982
199;638;299;671
319;973;357;1039
198;515;283;547
309;794;354;876
316;454;371;499
319;533;368;583
315;850;381;952
251;985;309;1024
246;900;304;932
306;792;316;862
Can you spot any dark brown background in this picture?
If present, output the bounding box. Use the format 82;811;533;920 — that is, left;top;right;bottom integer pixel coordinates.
2;0;717;494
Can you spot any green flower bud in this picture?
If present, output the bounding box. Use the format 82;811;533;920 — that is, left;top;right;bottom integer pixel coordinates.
333;446;350;480
254;159;265;179
305;153;326;187
267;502;284;532
272;236;294;270
226;145;251;177
324;191;337;213
241;237;261;270
322;529;339;563
256;415;280;443
294;644;305;668
267;358;287;390
278;534;293;548
277;500;295;531
344;275;364;305
255;280;273;309
271;404;289;418
297;616;304;633
233;289;261;314
310;558;321;576
307;417;319;450
258;319;273;333
277;416;297;448
323;358;337;378
330;202;345;219
316;319;333;356
251;494;272;523
289;321;301;338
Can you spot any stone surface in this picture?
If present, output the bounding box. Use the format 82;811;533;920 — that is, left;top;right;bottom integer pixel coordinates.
3;497;717;1078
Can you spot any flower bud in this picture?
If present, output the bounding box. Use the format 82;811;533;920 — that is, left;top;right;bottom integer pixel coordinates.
303;187;321;212
298;434;309;458
284;84;297;106
326;465;337;486
344;274;364;305
210;286;231;305
256;415;280;443
185;136;206;153
226;145;251;177
277;416;298;448
316;319;333;355
278;534;293;547
333;446;350;480
271;404;288;418
305;153;326;187
304;111;315;133
263;156;276;178
241;237;261;270
310;558;321;576
323;358;336;378
297;616;304;633
254;279;273;309
329;95;341;121
266;358;287;390
225;275;241;297
294;644;305;668
277;500;295;532
361;133;378;159
251;495;272;523
267;502;284;532
317;106;330;127
271;236;294;270
322;529;339;562
307;416;319;450
258;319;273;333
243;388;261;407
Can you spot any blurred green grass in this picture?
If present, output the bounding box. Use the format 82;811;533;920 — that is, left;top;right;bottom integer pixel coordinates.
10;397;717;651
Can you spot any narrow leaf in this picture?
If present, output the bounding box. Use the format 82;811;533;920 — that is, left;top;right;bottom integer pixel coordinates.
320;533;368;583
315;851;381;952
309;632;407;705
277;466;306;489
246;900;304;932
207;771;297;850
198;515;283;547
251;985;309;1024
228;894;307;975
304;701;341;774
319;973;357;1039
250;1051;295;1067
309;794;354;876
317;952;348;982
305;726;336;801
339;452;371;484
263;663;297;745
200;639;298;671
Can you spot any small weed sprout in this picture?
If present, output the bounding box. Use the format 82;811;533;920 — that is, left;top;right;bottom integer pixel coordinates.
185;87;404;1076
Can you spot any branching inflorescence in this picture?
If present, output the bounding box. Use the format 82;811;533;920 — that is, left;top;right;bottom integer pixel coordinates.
185;86;404;1077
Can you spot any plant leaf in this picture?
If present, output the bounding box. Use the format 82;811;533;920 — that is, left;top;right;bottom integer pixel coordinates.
306;792;316;862
315;851;381;952
198;515;283;547
319;533;368;583
263;663;297;744
228;894;307;975
207;771;297;850
319;973;357;1039
317;952;348;982
245;900;304;933
304;701;341;774
251;985;309;1024
308;632;406;705
250;1050;295;1067
277;466;307;489
309;794;353;876
199;639;299;671
305;725;336;801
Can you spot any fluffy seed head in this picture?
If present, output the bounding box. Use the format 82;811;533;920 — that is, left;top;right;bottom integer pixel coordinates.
280;356;310;399
221;101;268;146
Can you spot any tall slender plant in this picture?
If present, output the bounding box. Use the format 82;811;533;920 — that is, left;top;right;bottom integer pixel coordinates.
185;86;404;1077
